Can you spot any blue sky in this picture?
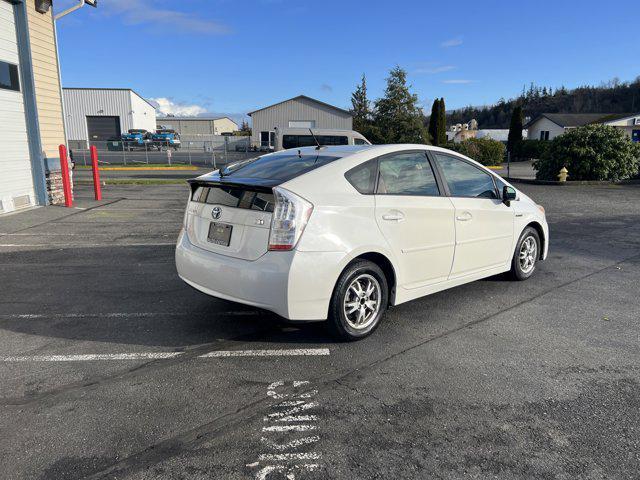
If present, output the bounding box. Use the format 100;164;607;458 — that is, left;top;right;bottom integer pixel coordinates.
54;0;638;122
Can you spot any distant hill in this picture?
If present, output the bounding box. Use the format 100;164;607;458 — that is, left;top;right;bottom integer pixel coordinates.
442;77;640;129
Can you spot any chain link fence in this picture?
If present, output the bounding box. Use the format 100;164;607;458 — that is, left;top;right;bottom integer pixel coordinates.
69;135;261;168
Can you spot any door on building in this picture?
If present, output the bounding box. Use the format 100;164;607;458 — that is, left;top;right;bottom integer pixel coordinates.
86;115;121;143
260;131;275;149
0;0;36;214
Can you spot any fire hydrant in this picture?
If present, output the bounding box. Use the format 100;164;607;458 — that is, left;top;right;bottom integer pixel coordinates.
557;167;569;182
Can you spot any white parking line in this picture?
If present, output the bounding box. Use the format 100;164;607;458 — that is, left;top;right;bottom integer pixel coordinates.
199;349;329;358
0;353;182;362
0;311;259;319
258;453;321;461
0;349;330;362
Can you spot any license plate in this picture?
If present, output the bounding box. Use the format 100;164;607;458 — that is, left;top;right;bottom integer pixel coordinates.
207;222;232;246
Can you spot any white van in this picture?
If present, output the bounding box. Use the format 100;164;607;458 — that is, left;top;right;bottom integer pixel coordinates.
270;128;370;151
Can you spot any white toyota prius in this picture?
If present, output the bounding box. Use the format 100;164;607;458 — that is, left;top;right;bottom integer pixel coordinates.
176;144;548;340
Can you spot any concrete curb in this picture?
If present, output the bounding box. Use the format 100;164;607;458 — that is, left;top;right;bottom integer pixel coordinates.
506;177;640;186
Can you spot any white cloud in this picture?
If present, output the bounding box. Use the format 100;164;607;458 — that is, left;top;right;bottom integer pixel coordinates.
441;37;463;48
103;0;230;35
442;79;475;84
415;65;456;74
149;98;207;117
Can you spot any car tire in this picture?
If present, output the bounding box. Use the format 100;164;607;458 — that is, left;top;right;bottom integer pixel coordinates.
327;260;389;341
509;227;541;281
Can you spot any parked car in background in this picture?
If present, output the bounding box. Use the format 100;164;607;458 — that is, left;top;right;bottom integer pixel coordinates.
151;128;181;150
269;128;370;152
121;129;151;150
176;144;548;340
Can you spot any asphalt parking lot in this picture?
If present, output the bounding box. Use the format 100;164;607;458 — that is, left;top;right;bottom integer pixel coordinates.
1;182;639;479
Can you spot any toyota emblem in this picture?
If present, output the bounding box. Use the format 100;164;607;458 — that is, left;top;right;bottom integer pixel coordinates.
211;206;222;219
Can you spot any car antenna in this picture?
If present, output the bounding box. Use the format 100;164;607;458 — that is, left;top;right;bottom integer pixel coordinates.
309;128;322;150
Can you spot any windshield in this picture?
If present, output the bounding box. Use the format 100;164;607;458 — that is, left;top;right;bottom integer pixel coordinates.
220;152;341;183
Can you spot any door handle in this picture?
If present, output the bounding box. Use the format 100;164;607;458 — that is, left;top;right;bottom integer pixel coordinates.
382;210;405;222
456;211;473;222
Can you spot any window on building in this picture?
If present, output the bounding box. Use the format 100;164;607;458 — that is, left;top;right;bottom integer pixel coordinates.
0;61;20;92
288;120;316;128
539;131;550;141
434;153;498;199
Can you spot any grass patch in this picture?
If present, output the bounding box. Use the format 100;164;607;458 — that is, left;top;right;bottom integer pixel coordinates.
76;164;196;170
75;179;186;185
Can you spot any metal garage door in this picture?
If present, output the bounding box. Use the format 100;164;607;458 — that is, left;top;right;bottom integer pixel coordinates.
0;0;35;214
86;115;121;142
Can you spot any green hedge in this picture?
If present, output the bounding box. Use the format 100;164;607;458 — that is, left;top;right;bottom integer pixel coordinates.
513;139;549;161
448;137;506;166
533;124;640;181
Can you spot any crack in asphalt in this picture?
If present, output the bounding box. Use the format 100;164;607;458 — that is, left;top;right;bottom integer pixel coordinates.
77;250;640;479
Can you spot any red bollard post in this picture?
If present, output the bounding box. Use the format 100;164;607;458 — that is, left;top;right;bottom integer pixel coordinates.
90;145;102;201
58;144;73;207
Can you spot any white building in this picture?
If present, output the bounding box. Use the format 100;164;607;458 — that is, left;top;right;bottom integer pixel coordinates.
525;113;640;142
248;95;352;149
63;88;157;148
156;116;238;136
1;0;67;214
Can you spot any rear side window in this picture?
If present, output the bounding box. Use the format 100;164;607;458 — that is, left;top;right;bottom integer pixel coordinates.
221;153;340;183
191;186;274;212
345;159;377;194
434;154;498;199
378;152;439;196
354;138;368;145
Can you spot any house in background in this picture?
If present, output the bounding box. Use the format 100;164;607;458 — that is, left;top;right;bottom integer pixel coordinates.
525;113;640;142
156;116;238;136
0;0;67;214
248;95;352;149
447;119;526;144
63;88;157;149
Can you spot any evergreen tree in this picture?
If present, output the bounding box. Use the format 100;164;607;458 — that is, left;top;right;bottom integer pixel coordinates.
437;97;447;145
373;66;429;144
351;74;371;133
507;105;523;154
428;99;439;144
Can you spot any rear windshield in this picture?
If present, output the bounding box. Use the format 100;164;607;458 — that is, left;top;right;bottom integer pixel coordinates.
220;153;340;183
191;185;274;212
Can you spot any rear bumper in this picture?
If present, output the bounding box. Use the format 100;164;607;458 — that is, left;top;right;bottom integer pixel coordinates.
175;229;344;320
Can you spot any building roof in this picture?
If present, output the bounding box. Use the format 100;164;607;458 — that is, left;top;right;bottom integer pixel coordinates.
523;112;639;129
247;95;351;116
62;87;156;109
157;116;237;125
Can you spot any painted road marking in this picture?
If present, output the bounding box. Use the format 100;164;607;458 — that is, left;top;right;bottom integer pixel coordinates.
200;349;329;358
0;353;183;362
0;349;330;362
0;243;177;248
250;381;322;479
0;311;259;319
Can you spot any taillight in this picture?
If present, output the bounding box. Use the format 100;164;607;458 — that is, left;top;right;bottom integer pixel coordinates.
268;187;313;251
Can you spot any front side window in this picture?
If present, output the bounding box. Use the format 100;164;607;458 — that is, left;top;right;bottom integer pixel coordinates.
0;61;20;92
377;152;439;196
434;154;498;199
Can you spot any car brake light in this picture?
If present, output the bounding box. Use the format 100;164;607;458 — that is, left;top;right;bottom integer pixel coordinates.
268;187;313;251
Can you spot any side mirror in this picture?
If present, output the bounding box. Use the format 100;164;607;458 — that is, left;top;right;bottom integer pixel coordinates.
503;186;517;206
